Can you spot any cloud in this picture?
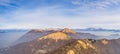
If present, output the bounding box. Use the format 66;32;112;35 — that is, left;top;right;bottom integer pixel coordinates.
71;0;120;9
0;5;120;29
0;6;77;29
0;0;17;8
0;0;120;29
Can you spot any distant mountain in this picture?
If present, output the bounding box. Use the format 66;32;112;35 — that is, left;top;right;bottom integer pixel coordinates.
0;29;28;33
110;34;120;36
75;28;120;32
69;32;98;39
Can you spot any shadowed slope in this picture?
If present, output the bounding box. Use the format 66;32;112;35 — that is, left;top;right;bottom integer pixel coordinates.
14;29;56;45
0;31;73;54
93;38;120;54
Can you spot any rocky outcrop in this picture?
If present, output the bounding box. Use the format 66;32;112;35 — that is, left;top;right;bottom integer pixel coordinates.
50;39;98;54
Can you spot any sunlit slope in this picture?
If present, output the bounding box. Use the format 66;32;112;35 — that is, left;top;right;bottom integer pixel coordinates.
50;39;98;54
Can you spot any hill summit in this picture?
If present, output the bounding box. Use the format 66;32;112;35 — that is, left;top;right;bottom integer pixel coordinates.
61;28;76;34
38;32;71;41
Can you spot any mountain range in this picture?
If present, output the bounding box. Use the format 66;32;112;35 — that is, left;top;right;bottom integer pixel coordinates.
75;28;120;32
0;28;120;54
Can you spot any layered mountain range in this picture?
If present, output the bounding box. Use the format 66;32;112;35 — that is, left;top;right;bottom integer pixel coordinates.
0;28;120;54
14;28;98;45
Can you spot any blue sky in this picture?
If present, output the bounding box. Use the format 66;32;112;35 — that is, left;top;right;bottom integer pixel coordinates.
0;0;120;29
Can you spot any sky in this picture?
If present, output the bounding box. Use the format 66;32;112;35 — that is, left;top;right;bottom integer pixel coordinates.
0;0;120;29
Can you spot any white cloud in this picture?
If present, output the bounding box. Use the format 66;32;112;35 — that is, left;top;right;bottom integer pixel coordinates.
0;5;120;29
71;0;120;9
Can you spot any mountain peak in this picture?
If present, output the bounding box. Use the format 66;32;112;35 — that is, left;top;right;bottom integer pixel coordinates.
75;40;96;49
61;28;76;34
38;32;71;41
